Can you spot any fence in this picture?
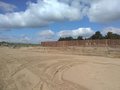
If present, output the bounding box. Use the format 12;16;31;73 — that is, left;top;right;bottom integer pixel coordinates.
41;39;120;47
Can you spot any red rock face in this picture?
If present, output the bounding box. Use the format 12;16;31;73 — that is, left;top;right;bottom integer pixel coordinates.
41;39;120;48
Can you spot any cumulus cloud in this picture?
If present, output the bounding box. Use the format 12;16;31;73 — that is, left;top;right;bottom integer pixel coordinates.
20;35;31;43
39;30;55;39
58;27;120;39
0;0;120;29
58;30;72;37
0;34;31;43
88;0;120;22
58;27;95;38
0;0;84;28
102;27;120;35
0;1;16;12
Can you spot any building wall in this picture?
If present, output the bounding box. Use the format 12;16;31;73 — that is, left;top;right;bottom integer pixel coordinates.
41;39;120;47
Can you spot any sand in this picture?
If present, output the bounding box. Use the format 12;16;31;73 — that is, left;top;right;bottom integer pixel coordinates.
0;47;120;90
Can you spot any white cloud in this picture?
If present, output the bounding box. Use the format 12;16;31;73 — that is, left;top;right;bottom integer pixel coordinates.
0;33;32;43
38;30;56;42
58;30;72;37
20;35;31;43
0;0;83;28
58;27;95;38
102;27;120;35
0;1;16;12
0;0;120;29
88;0;120;22
39;30;55;39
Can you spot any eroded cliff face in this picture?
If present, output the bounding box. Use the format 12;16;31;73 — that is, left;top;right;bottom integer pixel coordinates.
41;39;120;48
26;46;120;58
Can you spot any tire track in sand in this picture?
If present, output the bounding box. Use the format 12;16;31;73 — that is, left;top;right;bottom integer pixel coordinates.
5;54;89;90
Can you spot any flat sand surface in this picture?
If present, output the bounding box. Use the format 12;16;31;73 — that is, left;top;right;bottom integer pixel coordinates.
0;47;120;90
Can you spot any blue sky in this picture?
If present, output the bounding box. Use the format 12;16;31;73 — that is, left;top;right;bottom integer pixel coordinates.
0;0;120;43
